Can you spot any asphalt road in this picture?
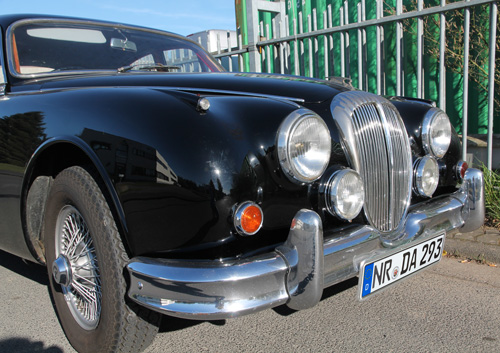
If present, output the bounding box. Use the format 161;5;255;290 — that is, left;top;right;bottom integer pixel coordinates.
1;250;499;353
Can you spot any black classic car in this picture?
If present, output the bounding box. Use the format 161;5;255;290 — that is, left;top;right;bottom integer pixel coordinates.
0;14;485;353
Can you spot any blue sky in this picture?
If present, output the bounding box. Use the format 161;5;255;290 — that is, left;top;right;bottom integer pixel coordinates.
0;0;237;36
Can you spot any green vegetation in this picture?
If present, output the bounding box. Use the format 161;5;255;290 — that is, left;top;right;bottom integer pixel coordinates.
480;163;500;229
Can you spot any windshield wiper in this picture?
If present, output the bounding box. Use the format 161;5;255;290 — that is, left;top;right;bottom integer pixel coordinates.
117;63;181;73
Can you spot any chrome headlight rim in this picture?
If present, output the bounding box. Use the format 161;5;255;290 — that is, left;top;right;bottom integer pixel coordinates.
414;155;439;197
325;169;365;221
277;109;332;184
422;108;452;158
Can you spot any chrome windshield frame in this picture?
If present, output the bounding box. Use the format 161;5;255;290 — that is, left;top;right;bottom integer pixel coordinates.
0;28;6;93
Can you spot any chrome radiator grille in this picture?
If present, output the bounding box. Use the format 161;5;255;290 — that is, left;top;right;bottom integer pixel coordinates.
331;92;412;233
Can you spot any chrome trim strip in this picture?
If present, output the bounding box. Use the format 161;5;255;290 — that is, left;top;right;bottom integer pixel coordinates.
126;169;483;320
0;29;6;92
173;87;305;104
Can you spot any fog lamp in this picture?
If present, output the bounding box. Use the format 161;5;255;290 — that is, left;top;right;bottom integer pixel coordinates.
325;169;365;221
414;156;439;197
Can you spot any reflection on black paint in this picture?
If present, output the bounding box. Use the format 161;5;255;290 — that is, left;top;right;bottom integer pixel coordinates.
80;128;178;185
0;112;47;168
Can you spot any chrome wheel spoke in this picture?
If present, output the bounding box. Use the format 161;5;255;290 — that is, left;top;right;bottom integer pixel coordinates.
55;205;101;330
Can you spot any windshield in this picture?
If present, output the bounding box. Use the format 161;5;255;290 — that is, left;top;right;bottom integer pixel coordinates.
9;19;224;77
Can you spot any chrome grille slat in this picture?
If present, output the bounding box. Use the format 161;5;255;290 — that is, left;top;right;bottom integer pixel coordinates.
331;92;412;233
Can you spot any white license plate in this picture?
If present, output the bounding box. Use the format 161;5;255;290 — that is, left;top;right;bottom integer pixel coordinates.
359;232;445;299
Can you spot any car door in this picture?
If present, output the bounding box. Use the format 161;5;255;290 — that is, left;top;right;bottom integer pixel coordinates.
0;27;33;259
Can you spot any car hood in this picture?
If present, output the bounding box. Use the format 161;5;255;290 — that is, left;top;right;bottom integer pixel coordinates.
36;72;352;104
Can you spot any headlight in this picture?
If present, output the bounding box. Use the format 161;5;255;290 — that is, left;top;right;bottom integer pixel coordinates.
414;156;439;197
422;108;452;158
277;109;331;183
325;169;364;220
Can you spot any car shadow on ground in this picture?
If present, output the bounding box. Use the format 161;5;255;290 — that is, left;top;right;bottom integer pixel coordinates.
0;249;48;285
158;315;223;333
0;338;64;353
273;277;359;316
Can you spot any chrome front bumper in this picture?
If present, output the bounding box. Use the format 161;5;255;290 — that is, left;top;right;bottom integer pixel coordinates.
126;168;484;320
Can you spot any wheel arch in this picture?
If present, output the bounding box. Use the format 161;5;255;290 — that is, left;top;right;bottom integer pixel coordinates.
22;135;130;264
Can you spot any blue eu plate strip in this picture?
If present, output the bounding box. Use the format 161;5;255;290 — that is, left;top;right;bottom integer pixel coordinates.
361;263;374;298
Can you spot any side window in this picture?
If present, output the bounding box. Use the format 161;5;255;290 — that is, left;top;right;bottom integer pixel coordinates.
0;29;6;86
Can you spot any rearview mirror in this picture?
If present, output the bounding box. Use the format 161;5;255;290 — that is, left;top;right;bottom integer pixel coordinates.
110;38;137;52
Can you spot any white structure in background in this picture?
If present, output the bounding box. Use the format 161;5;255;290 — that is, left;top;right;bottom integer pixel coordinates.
188;30;239;72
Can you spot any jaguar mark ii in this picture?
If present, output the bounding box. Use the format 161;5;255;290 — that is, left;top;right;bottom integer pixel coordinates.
0;14;485;353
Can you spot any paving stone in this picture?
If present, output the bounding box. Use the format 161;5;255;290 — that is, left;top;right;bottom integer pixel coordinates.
476;233;500;245
445;226;500;264
454;232;481;242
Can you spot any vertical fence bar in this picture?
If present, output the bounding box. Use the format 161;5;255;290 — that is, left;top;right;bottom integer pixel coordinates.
216;33;222;66
439;0;446;110
376;0;382;95
344;1;350;79
279;31;285;74
238;34;243;72
323;10;329;79
487;2;498;170
357;2;363;90
308;14;313;77
259;21;265;71
462;0;471;161
227;32;233;72
272;17;278;73
294;17;300;76
362;0;367;91
299;12;305;76
285;15;292;74
396;0;403;96
328;5;334;76
313;8;319;78
266;23;272;73
340;7;345;77
417;0;423;99
246;0;261;72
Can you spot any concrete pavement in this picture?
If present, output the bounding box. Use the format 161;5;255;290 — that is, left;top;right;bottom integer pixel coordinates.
446;226;500;264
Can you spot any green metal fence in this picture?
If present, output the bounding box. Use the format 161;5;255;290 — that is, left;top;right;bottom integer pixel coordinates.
216;0;499;169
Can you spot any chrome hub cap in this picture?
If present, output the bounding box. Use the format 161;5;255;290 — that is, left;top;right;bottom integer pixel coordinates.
52;254;72;287
55;205;101;330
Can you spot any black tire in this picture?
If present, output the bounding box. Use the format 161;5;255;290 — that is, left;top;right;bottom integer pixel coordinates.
44;166;160;353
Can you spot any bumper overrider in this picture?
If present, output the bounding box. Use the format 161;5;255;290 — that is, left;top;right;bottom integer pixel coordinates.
126;169;484;320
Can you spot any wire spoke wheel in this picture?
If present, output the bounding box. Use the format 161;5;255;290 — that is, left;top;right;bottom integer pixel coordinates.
54;205;101;330
45;166;159;353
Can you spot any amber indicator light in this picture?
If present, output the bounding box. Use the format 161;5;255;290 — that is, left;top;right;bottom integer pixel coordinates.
241;205;263;234
234;202;264;236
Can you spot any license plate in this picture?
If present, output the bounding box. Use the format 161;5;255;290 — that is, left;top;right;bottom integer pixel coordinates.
359;232;445;299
